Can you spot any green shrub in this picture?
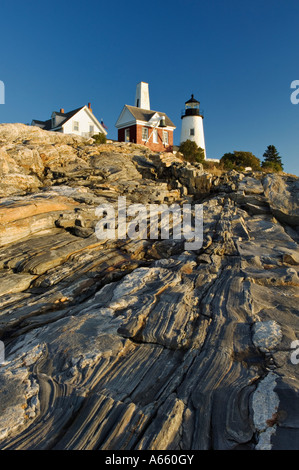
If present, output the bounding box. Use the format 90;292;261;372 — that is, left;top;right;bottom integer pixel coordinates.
220;151;261;171
202;160;219;170
92;133;107;144
178;140;205;163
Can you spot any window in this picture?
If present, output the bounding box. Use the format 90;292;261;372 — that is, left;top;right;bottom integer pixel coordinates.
73;121;79;132
153;128;158;143
162;130;168;145
142;127;148;141
190;128;195;136
89;125;94;135
125;128;130;142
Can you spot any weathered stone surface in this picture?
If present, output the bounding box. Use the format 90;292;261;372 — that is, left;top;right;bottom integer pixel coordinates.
263;173;299;226
0;124;298;450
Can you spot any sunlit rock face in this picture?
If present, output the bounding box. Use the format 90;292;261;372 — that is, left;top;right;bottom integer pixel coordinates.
0;124;298;450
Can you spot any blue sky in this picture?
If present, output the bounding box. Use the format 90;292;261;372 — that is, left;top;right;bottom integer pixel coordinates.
0;0;298;175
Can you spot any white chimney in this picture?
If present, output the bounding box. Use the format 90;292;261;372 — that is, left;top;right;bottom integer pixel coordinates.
135;82;150;110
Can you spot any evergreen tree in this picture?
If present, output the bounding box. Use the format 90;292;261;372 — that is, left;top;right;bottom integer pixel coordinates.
261;145;283;172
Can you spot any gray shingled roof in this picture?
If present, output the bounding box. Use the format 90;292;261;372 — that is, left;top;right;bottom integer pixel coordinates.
32;106;84;130
125;105;176;128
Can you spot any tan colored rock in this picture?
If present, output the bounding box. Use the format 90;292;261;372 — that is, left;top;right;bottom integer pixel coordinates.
0;196;78;225
4;146;44;177
0;272;35;296
0;123;92;146
0;196;79;246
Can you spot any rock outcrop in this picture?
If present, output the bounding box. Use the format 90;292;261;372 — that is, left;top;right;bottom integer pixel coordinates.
0;124;298;450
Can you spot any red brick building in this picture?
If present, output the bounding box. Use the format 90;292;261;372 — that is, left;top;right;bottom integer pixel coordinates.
115;82;176;152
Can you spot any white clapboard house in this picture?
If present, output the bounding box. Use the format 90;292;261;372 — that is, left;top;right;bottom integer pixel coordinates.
31;103;107;138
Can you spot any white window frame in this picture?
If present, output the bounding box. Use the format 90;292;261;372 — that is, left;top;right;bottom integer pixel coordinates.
153;128;158;143
125;128;130;142
89;124;94;135
162;130;168;145
142;127;148;141
73;121;79;132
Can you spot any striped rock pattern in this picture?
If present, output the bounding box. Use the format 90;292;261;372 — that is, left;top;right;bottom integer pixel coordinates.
0;124;298;450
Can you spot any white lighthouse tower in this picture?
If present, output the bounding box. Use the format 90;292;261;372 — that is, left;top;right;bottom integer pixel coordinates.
180;94;206;159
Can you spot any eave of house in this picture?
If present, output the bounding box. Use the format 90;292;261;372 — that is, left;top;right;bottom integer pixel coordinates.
83;106;108;135
116;107;175;132
115;105;176;131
